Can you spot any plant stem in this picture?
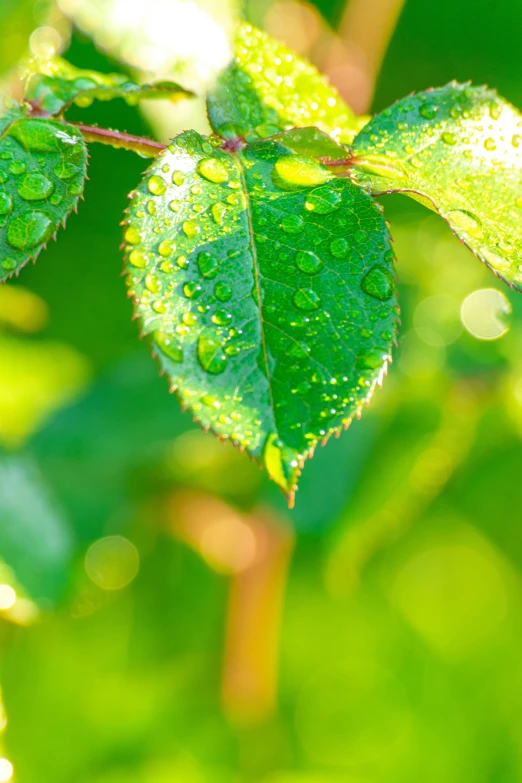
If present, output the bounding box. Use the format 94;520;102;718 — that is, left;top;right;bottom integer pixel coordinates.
324;0;407;114
70;122;167;157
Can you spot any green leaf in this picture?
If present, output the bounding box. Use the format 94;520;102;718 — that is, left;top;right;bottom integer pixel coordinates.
351;82;522;290
0;451;73;604
23;56;194;116
123;130;398;505
207;23;365;144
0;97;88;282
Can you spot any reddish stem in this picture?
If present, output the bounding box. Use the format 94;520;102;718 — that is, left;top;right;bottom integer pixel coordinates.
70;122;167;156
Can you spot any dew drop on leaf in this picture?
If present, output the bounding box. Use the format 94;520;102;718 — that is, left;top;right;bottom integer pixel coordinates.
295;250;323;275
0;192;12;215
198;251;219;278
360;266;395;301
196;157;229;184
281;214;305;233
293;288;321;310
148;175;167;195
183;282;202;299
6;211;53;249
197;334;228;374
274;155;332;187
214;281;233;301
330;238;349;257
17;172;54;201
211;309;232;325
304;186;342;214
154;331;183;362
447;209;483;238
183;220;200;238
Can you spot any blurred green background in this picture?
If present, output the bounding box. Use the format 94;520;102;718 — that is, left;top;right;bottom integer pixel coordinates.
2;0;522;781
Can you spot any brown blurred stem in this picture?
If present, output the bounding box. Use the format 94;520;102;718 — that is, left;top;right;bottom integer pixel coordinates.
325;0;407;114
222;508;294;724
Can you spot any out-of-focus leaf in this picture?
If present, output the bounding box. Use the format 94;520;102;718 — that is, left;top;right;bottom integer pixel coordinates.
23;56;194;115
30;352;192;541
207;23;363;143
0;94;87;282
0;334;89;447
352;83;522;290
123;130;398;505
0;451;73;603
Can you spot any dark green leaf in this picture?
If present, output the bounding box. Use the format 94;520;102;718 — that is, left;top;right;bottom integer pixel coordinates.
0;96;88;282
352;83;522;290
207;23;365;144
123;130;398;504
23;56;193;115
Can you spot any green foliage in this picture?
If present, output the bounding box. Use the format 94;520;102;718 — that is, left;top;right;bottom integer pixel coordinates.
352;83;522;290
1;21;522;503
0;95;87;282
23;56;193;115
123;130;397;502
207;23;366;143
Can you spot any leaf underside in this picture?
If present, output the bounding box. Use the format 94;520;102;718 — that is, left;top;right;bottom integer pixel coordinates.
352;82;522;291
23;56;193;115
0;96;88;282
207;23;365;145
123;130;398;503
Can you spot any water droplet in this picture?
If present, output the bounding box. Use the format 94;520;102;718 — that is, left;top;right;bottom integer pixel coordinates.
304;186;342;214
442;132;457;146
158;240;175;257
0;192;12;215
9;160;26;175
515;197;522;209
293;288;321;311
6;210;53;249
145;274;161;293
330;238;349;257
54;161;78;180
360;266;394;301
198;334;228;374
212;309;232;325
484;137;497;151
281;214;305;234
274;155;332;187
447;209;483;238
154;331;183;362
172;170;185;186
263;433;300;495
295;250;323;275
196;157;229;184
125;225;141;245
17;172;54;200
129;249;148;268
148;175;166;195
354;229;368;244
198;251;219;278
211;202;227;223
176;255;189;269
201;394;221;409
357;349;387;370
215;281;232;301
182;312;197;326
183;281;202;299
182;220;200;238
419;103;438;120
512;134;522;148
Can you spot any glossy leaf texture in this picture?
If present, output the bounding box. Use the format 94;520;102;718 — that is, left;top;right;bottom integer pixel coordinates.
0;97;88;282
207;23;366;145
123;130;398;504
352;83;522;290
23;56;193;115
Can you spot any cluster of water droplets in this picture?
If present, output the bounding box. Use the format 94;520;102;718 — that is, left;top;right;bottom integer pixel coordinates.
0;117;86;277
211;23;358;144
353;83;522;289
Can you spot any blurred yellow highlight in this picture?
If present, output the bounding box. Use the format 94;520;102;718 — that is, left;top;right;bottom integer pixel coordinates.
85;536;140;591
461;288;511;340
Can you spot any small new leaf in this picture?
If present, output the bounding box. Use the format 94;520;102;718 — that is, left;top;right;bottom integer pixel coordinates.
0;95;88;282
23;56;193;115
123;130;398;504
352;83;522;290
208;23;365;144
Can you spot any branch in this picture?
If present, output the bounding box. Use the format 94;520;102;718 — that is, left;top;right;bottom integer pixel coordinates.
70;123;167;157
